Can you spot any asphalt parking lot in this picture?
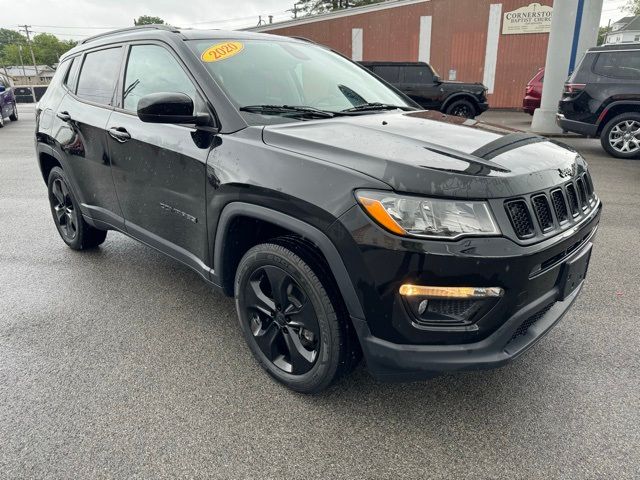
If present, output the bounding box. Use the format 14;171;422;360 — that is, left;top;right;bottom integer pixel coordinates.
1;104;639;479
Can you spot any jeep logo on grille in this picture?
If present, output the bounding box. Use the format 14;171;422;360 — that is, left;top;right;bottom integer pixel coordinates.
558;165;576;178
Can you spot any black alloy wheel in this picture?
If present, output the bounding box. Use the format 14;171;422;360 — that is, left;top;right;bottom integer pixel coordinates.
50;176;79;241
243;265;320;375
445;99;476;119
47;167;108;250
235;240;360;393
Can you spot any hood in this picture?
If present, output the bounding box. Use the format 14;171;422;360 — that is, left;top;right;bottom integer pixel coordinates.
262;110;586;199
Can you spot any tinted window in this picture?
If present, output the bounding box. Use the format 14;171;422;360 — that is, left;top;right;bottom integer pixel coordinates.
123;44;197;112
403;65;433;83
76;47;122;105
64;57;81;90
593;51;640;80
374;65;401;83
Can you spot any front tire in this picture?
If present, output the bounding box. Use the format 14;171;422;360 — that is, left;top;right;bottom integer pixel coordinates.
9;104;18;121
445;98;477;118
47;167;107;250
600;113;640;159
235;239;358;393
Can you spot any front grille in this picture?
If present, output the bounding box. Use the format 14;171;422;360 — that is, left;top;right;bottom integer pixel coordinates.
583;173;594;198
551;189;569;223
511;302;556;340
503;172;597;242
532;195;553;232
565;183;580;216
506;200;535;239
576;178;588;209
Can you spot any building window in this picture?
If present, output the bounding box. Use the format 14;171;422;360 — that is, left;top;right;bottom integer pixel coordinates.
635;35;640;42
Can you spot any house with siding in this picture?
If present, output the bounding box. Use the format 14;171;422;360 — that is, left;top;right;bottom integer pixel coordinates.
605;16;640;45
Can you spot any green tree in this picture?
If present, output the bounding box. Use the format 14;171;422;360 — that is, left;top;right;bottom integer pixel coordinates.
295;0;384;16
623;0;640;14
0;29;26;66
598;25;611;45
0;31;75;67
32;33;76;66
134;15;166;25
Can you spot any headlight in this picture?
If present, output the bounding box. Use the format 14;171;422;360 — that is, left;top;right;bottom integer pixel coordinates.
355;190;500;239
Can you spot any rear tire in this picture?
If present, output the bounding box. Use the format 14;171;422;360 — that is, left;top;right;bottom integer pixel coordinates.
445;99;477;119
9;104;18;121
47;167;107;250
600;112;640;159
235;238;360;393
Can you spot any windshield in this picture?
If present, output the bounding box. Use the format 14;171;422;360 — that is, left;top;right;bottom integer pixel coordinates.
189;39;411;124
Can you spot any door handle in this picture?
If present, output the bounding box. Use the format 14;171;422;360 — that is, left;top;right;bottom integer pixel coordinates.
108;127;131;143
56;111;71;122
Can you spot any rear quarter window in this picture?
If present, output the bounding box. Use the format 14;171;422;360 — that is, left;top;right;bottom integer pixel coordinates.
593;51;640;80
64;57;81;91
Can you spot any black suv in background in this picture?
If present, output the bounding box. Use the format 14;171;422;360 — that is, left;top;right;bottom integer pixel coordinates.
36;26;600;393
361;61;489;118
557;43;640;159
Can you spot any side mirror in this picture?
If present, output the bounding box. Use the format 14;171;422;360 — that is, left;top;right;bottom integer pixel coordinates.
433;75;442;84
137;92;209;126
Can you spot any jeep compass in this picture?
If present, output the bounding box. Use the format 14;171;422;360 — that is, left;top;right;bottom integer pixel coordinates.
35;26;601;393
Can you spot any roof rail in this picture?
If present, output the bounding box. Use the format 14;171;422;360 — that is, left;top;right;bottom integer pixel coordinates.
80;24;180;45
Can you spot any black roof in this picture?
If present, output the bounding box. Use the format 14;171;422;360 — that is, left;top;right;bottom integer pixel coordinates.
587;43;640;53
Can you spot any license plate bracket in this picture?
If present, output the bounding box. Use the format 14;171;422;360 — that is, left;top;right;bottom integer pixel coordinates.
558;243;592;300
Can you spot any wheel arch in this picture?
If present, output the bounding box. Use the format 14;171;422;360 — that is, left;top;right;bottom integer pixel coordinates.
596;100;640;135
38;148;63;184
213;202;365;320
441;92;480;112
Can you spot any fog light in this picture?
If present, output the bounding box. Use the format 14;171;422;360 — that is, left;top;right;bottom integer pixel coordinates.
399;285;504;298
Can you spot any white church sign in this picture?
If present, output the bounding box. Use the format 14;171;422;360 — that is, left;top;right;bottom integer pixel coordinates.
502;3;553;35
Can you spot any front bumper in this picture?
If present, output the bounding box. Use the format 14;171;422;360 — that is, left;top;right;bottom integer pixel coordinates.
477;101;490;113
353;277;583;382
333;196;601;381
556;113;597;137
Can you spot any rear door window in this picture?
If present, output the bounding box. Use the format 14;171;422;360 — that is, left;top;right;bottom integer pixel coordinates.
593;51;640;80
76;47;123;105
374;65;401;83
402;65;433;84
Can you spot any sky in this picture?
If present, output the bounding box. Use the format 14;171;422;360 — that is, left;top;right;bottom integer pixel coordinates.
0;0;634;41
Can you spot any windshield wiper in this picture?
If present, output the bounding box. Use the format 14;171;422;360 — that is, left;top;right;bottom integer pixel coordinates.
239;105;337;118
341;102;415;113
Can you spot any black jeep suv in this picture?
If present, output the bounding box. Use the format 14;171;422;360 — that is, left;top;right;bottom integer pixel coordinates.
35;26;600;393
360;61;489;118
557;43;640;159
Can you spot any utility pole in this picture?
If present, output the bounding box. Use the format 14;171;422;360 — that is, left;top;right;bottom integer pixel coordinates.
289;2;299;18
18;25;38;102
17;45;26;77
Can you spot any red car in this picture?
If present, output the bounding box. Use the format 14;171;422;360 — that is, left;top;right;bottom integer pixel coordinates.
523;67;544;115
